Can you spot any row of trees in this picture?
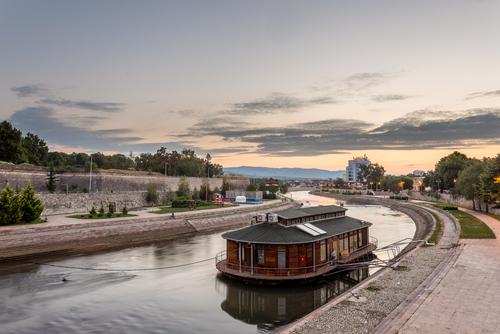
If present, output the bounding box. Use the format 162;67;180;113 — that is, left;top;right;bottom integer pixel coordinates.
0;121;224;177
0;184;44;225
423;152;499;211
145;176;223;205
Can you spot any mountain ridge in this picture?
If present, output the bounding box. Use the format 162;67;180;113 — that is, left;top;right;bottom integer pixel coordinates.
223;166;344;180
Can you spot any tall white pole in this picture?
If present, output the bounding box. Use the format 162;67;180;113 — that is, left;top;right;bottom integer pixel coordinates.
89;155;92;193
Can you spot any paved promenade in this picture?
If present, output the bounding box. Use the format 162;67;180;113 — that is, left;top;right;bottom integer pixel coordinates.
399;209;500;334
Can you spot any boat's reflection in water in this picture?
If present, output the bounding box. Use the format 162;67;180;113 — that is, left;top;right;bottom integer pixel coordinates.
217;267;369;332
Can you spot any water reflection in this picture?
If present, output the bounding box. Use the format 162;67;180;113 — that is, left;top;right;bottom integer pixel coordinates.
218;268;369;331
0;192;414;334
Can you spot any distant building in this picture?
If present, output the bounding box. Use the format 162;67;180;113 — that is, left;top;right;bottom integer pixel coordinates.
265;178;280;186
225;190;263;204
345;155;370;185
411;170;426;177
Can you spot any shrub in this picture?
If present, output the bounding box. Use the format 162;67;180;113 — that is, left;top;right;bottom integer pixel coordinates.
18;183;44;223
89;206;97;216
172;196;209;208
0;185;22;225
0;184;43;225
176;176;191;198
122;205;128;215
108;202;116;215
146;184;159;205
98;205;105;216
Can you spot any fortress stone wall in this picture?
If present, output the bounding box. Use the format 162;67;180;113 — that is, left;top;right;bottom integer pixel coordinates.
0;167;249;215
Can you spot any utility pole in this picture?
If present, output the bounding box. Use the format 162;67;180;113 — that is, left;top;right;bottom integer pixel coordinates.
205;166;210;201
89;154;93;193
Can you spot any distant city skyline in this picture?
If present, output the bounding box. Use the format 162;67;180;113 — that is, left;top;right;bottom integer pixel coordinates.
1;0;499;174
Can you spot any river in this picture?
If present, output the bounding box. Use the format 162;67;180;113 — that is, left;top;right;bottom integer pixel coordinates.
0;191;415;334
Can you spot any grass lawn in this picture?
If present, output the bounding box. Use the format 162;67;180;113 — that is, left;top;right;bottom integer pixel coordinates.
428;212;443;245
150;204;222;214
432;202;495;239
69;213;137;219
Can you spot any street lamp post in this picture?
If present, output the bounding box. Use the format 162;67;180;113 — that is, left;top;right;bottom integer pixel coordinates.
89;154;93;193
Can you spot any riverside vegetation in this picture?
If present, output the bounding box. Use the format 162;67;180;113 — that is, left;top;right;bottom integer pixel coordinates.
0;183;44;225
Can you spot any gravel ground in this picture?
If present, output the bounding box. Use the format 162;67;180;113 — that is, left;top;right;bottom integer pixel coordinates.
290;246;450;334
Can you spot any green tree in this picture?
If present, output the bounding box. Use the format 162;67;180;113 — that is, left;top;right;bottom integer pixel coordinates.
18;183;44;223
279;182;289;194
455;160;484;210
0;185;22;225
479;154;500;211
192;187;201;200
246;184;257;191
145;184;159;205
435;151;470;190
221;176;231;195
177;176;191;198
200;178;211;201
0;121;23;163
21;133;49;165
333;177;347;189
46;166;58;193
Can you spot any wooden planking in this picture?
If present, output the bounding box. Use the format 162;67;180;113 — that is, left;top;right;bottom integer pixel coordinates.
227;240;238;264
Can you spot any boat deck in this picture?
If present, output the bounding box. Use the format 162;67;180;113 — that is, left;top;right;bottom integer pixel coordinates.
216;243;376;282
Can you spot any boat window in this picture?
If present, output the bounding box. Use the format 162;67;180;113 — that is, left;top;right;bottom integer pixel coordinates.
257;248;265;265
320;240;327;262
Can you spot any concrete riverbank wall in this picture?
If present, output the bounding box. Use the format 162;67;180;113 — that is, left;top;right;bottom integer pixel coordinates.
0;201;298;260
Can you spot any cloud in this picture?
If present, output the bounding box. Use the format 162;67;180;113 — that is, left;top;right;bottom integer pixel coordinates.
10;84;48;98
189;109;500;156
372;94;412;102
226;93;336;115
38;98;124;112
11;83;125;112
466;89;500;100
9;106;147;151
344;72;395;90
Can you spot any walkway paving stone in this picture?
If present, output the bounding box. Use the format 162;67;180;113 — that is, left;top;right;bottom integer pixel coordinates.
399;209;500;334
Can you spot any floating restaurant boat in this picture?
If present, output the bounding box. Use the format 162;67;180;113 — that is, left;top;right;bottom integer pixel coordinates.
215;205;377;283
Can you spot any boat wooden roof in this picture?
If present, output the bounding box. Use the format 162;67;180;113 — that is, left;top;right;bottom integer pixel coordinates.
222;216;371;244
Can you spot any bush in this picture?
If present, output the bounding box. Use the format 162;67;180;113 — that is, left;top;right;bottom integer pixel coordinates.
172;196;209;208
0;183;43;225
108;202;116;215
0;186;22;225
146;184;159;205
98;205;105;216
18;183;44;223
89;206;97;216
122;205;128;215
389;195;409;201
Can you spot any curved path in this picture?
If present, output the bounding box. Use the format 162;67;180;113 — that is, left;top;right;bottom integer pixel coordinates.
397;208;500;334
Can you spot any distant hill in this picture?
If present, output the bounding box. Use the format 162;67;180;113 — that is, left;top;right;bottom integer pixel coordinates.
223;166;344;180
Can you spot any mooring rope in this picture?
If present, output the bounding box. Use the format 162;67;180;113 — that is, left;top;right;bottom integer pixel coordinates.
16;256;216;272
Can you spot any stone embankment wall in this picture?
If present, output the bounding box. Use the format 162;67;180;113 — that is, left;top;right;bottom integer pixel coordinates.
0;201;298;259
0;168;250;215
40;191;158;215
0;170;229;193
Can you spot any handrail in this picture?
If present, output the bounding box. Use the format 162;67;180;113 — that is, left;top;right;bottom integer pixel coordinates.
215;243;376;274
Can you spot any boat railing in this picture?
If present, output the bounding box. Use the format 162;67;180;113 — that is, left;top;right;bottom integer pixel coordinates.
215;242;377;277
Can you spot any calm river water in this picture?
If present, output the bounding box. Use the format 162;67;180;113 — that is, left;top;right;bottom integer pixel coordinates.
0;191;415;334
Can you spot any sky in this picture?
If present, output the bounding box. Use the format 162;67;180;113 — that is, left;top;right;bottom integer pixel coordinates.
1;0;499;174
